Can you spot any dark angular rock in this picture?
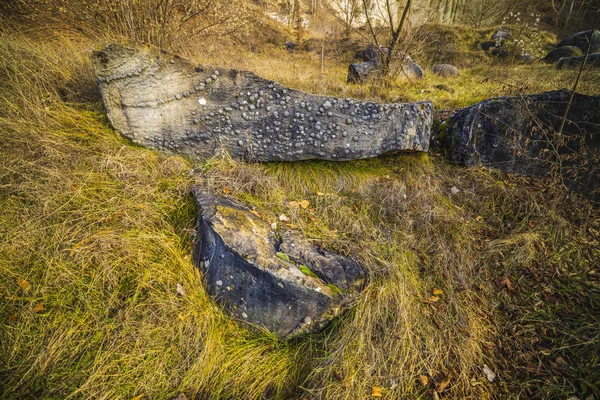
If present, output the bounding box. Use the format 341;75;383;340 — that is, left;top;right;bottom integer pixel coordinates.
430;64;460;77
192;190;367;338
347;60;380;83
557;30;600;54
437;90;600;202
543;46;582;63
93;43;434;162
481;41;496;51
556;53;600;69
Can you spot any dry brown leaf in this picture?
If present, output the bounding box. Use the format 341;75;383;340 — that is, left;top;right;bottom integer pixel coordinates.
495;277;517;292
418;375;429;386
131;394;144;400
285;223;299;229
316;191;325;196
555;356;569;370
433;288;443;295
8;314;18;321
371;386;382;397
437;374;451;392
17;277;31;292
222;186;231;194
33;303;44;313
289;200;310;209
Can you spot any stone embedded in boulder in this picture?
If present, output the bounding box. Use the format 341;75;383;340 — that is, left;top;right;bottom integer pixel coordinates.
543;46;582;63
92;43;433;162
436;90;600;202
556;30;600;54
556;53;600;70
430;64;460;77
192;189;367;338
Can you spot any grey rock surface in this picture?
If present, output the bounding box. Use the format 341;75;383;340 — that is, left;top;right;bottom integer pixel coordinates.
436;90;600;202
557;30;600;54
543;46;582;63
556;53;600;69
192;189;366;337
431;64;460;77
402;56;425;80
93;43;433;161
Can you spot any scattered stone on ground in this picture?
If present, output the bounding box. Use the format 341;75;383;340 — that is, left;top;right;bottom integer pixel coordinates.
542;46;582;63
430;64;460;77
93;43;434;162
192;189;366;338
347;60;380;83
402;55;424;80
556;53;600;69
436;90;600;202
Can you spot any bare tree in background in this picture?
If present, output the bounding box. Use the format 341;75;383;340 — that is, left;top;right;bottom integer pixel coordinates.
361;0;413;77
325;0;364;36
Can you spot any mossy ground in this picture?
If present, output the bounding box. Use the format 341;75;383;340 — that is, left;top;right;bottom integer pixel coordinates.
1;21;599;400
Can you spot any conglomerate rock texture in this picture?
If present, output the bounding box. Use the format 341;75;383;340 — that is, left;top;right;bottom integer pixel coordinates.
92;43;434;162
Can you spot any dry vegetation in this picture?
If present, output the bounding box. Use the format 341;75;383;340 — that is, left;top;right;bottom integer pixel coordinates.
1;4;600;400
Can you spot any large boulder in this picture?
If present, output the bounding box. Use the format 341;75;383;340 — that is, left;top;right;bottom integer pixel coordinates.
542;46;582;63
557;30;600;54
556;53;600;69
436;90;600;202
192;190;366;338
430;64;460;77
93;43;434;162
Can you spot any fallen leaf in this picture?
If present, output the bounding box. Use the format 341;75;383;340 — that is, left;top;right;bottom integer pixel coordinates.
176;283;185;297
433;288;443;295
17;277;31;292
131;394;144;400
285;223;299;229
437;374;451;392
33;303;44;313
418;375;429;386
371;386;382;397
555;357;569;370
528;221;536;228
8;314;18;321
222;186;231;194
289;200;310;209
495;277;517;292
279;214;289;222
423;296;440;304
483;364;496;382
316;191;325;196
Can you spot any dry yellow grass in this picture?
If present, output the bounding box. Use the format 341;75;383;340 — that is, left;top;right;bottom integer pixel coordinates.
1;20;599;400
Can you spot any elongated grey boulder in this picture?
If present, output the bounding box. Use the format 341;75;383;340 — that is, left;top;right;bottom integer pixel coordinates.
436;90;600;202
192;189;366;337
92;43;433;162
